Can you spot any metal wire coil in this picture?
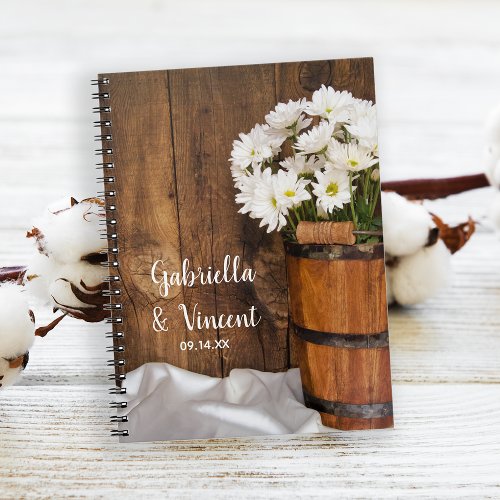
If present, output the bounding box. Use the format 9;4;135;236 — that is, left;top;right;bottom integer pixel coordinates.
94;76;128;438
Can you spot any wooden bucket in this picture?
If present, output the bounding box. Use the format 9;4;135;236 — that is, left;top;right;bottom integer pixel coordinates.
285;242;393;430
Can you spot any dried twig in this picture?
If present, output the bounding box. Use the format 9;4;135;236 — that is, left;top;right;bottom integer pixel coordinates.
382;173;489;200
0;266;27;284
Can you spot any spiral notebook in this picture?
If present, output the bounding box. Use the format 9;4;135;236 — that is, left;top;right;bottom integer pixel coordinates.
94;58;393;442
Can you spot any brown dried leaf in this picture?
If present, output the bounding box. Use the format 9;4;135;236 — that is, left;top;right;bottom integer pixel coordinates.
81;252;107;265
81;197;105;207
431;214;476;254
35;313;67;337
51;279;107;323
8;355;25;369
26;227;48;255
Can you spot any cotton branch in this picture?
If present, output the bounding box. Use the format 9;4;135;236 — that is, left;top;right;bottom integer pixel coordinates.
382;173;489;200
0;266;26;284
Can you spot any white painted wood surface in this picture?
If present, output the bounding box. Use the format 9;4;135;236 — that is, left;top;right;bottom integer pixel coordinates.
0;1;499;497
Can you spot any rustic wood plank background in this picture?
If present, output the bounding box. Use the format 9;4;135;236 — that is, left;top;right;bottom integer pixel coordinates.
101;59;379;378
0;0;499;497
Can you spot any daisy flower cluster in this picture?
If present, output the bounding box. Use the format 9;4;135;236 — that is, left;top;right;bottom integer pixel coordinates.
229;85;381;241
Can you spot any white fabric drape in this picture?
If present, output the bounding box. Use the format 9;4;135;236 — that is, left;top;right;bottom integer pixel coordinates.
119;363;330;442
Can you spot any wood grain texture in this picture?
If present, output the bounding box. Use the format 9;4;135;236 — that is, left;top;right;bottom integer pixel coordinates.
286;244;392;430
99;71;189;374
286;249;388;334
1;384;499;498
167;68;222;376
1;0;500;496
276;58;375;106
98;59;378;377
297;334;393;429
207;64;288;374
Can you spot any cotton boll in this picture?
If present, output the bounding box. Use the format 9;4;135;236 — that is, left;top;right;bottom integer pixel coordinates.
24;252;56;304
53;261;104;291
46;261;106;322
0;283;35;389
484;147;500;188
385;266;395;305
26;254;104;314
484;102;500;148
0;284;35;358
49;261;104;310
391;240;451;306
493;164;500;188
30;199;104;264
484;103;500;188
381;191;434;257
490;192;500;231
49;280;93;311
25;255;103;302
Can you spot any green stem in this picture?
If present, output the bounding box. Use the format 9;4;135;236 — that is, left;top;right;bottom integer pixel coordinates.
363;170;370;203
304;185;317;221
293;207;302;223
348;172;358;230
369;178;381;217
311;199;318;221
300;203;307;220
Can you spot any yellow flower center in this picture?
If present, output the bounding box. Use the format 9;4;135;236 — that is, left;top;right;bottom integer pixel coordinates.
284;190;295;197
272;197;277;208
326;182;339;196
348;159;359;167
325;108;332;113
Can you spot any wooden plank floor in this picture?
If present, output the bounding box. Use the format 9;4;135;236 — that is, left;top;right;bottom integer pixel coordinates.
1;0;500;497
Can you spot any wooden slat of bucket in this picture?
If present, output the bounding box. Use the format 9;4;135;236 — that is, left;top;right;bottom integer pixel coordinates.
286;245;388;335
294;332;393;430
285;242;393;430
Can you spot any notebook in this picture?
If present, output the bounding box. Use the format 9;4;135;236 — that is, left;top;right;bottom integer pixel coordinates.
94;58;393;442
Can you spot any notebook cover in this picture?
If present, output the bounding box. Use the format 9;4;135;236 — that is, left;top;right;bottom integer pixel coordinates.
96;58;392;441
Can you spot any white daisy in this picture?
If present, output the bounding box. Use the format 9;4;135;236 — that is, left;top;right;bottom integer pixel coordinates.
306;85;354;123
326;139;378;172
229;124;275;169
349;98;373;119
274;169;311;209
312;169;352;213
295;114;313;134
250;168;288;233
265;98;312;135
316;203;329;220
264;123;288;154
279;155;321;176
295;121;335;155
346;100;378;153
230;161;249;182
234;172;260;216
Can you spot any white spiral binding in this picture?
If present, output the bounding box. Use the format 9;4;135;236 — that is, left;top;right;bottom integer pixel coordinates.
92;77;129;438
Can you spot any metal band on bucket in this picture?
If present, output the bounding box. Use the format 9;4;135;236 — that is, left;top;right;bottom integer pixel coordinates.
293;323;389;349
284;242;385;261
303;390;393;419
